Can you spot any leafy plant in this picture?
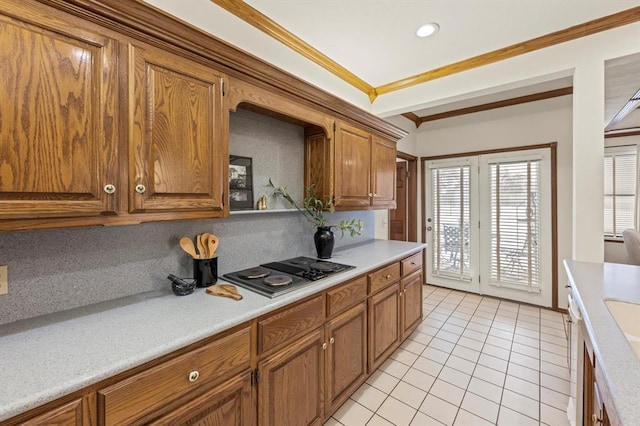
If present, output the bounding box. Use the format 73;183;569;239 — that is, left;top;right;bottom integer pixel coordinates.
268;179;363;237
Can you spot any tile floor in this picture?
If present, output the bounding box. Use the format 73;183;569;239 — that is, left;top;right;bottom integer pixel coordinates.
324;285;571;426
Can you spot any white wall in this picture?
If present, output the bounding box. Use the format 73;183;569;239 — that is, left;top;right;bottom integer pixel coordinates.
415;95;573;305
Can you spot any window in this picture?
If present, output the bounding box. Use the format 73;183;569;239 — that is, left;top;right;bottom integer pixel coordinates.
604;146;638;238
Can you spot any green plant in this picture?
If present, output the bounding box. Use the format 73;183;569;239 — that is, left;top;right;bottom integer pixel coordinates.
268;179;363;237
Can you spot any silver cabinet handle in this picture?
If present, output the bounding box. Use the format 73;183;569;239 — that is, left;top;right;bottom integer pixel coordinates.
330;337;335;344
188;371;200;382
135;184;146;194
103;184;116;194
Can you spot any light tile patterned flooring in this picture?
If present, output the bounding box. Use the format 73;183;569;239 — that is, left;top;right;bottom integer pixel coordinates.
324;285;571;426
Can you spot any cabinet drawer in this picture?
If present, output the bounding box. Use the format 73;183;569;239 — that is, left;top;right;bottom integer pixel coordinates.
327;276;367;317
259;295;325;354
99;326;251;425
401;252;422;277
368;263;400;294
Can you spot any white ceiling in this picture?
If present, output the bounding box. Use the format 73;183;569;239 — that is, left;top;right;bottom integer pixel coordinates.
144;0;640;128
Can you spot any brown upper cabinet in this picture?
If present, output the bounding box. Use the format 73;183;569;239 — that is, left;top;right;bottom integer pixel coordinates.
0;0;405;231
128;42;228;214
0;4;119;221
0;1;229;231
307;121;397;210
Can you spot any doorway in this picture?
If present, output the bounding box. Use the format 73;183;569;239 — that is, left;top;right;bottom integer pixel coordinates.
422;144;557;307
389;152;418;242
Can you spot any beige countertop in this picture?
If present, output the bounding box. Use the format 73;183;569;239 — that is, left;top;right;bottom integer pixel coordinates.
0;239;425;422
564;260;640;426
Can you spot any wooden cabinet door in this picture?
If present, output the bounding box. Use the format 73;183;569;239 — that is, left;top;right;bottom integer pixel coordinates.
368;282;401;371
258;328;325;426
18;398;83;426
333;122;371;208
401;270;423;339
129;43;227;214
371;135;396;208
149;370;253;426
0;5;118;220
325;302;367;416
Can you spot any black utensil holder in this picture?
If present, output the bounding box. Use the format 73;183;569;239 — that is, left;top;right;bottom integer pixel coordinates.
194;256;218;287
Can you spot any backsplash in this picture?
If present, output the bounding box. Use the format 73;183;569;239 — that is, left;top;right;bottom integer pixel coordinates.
0;108;374;325
0;210;373;325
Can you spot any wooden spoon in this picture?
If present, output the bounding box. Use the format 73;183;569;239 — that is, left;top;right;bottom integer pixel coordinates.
196;234;207;259
203;233;219;258
179;237;199;259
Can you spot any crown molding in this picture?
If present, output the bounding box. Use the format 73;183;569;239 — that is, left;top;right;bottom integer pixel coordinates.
208;1;640;103
404;87;573;127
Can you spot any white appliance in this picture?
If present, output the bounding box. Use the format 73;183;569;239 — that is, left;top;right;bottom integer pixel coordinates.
567;289;584;426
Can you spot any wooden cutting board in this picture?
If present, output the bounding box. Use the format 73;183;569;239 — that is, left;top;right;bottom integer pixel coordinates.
206;284;243;300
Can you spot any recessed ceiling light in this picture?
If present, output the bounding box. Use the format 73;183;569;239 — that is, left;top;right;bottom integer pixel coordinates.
416;23;440;38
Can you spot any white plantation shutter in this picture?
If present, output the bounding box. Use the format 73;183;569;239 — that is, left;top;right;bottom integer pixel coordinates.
430;164;472;280
604;147;638;238
488;157;541;291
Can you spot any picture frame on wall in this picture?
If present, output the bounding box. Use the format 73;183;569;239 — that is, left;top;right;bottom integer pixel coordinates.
229;155;253;210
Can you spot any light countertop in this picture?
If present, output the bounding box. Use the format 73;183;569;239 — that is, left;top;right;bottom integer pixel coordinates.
0;239;425;422
563;260;640;426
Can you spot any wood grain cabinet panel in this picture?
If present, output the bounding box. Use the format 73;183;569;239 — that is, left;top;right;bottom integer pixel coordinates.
401;252;422;277
258;328;325;426
371;135;397;208
326;276;367;317
99;326;251;425
368;282;401;371
368;262;401;295
149;370;253;426
325;302;367;416
258;295;324;354
333;122;372;208
401;269;423;339
128;43;227;214
0;5;118;220
16;398;84;426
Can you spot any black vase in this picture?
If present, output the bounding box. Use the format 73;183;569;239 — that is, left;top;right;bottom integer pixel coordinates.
314;226;335;259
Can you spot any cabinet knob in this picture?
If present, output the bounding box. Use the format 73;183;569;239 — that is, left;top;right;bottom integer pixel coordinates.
426;226;432;231
330;337;335;344
103;184;116;194
135;184;146;194
592;414;602;424
410;262;416;265
373;193;377;197
385;274;391;280
188;370;200;382
368;193;373;198
322;342;327;350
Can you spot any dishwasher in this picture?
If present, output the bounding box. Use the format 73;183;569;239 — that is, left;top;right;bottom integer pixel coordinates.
566;285;584;426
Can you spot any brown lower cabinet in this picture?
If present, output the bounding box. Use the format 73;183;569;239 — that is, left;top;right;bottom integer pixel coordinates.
6;251;423;426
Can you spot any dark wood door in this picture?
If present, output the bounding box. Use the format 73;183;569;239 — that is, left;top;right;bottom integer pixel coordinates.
390;161;408;240
371;135;396;208
368;283;401;371
325;303;367;416
258;328;325;426
0;5;119;220
334;122;371;208
401;270;423;339
150;371;253;426
129;43;227;214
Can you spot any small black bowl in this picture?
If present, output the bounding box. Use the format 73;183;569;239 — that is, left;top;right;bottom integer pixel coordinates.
167;274;196;296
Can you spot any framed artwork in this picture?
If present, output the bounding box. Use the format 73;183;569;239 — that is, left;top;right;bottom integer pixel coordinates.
229;156;253;210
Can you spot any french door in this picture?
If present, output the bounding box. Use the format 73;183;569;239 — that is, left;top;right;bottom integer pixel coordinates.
425;148;552;307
